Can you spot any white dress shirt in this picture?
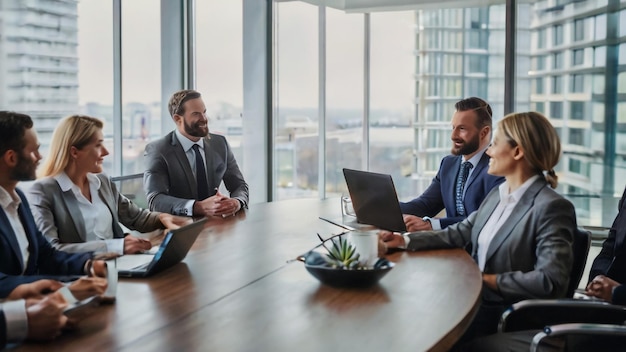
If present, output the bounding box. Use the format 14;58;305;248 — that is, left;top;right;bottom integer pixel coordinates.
476;175;540;270
0;186;30;271
54;172;121;254
1;300;28;344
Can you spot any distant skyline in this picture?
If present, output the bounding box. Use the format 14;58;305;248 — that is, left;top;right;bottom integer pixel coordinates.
77;0;415;111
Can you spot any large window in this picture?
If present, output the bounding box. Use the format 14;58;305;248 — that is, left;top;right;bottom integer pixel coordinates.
273;1;318;199
196;0;244;181
121;0;161;175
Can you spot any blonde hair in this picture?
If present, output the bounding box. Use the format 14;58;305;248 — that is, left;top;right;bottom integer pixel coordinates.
498;111;561;188
39;115;104;177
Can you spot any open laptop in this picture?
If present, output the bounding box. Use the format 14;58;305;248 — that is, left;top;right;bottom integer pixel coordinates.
342;168;407;232
116;218;208;278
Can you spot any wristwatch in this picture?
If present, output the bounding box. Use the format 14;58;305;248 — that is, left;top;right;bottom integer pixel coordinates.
422;216;432;223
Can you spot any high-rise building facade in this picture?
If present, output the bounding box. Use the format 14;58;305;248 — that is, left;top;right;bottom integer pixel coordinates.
412;5;531;192
0;0;80;153
529;0;626;224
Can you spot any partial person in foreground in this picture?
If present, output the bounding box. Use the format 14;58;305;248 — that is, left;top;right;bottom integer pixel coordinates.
380;111;576;346
144;89;248;217
399;97;504;232
1;280;69;348
466;184;626;352
28;115;188;255
0;111;108;299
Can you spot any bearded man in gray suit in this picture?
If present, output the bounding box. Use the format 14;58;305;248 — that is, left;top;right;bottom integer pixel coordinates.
144;90;249;217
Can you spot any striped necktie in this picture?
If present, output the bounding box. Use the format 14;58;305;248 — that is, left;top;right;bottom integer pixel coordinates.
455;161;473;216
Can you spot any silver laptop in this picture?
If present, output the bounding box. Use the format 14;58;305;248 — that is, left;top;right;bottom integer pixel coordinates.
116;218;208;277
342;168;407;232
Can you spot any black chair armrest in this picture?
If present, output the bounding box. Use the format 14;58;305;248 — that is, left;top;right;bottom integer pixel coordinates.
499;299;626;333
531;323;626;352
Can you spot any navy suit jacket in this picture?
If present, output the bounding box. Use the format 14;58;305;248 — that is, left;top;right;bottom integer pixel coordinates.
0;188;90;298
400;153;504;228
589;185;626;304
0;309;6;350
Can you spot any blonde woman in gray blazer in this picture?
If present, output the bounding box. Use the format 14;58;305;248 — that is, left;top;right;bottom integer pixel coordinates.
380;111;576;344
28;115;187;255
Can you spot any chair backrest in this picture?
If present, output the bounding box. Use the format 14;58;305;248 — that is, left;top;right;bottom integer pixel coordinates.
567;228;591;298
111;173;148;209
499;299;626;333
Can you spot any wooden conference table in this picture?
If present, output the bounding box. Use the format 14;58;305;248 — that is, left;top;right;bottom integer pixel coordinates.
14;198;482;352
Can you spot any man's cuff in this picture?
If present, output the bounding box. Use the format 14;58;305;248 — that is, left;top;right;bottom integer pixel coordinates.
422;216;441;230
2;300;28;343
184;200;195;216
430;218;442;230
402;233;411;249
105;238;124;255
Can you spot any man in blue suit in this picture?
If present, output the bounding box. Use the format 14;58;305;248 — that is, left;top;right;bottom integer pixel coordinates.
400;97;504;231
0;111;108;299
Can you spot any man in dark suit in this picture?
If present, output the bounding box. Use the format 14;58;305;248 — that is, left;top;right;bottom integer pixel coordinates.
144;89;249;217
0;111;108;298
400;97;504;231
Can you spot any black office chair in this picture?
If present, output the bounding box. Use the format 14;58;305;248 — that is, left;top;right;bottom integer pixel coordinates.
530;323;626;352
497;228;626;351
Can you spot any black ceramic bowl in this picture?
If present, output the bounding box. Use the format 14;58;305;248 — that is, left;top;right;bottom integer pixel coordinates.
299;251;394;288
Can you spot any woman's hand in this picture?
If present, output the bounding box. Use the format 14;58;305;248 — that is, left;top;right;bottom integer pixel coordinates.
378;231;406;250
123;234;152;254
158;213;192;230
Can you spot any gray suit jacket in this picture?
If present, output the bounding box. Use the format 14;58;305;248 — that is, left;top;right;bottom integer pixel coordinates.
143;131;249;216
28;173;163;253
405;178;575;305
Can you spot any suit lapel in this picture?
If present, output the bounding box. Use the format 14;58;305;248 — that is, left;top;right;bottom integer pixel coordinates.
170;132;198;198
483;179;546;264
97;177;117;222
443;156;462;213
203;136;214;192
17;200;40;274
465;152;489;190
60;189;87;242
0;208;24;270
471;189;500;250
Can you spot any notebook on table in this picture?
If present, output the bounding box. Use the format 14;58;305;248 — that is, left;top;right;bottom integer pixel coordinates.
116;218;208;278
342;168;407;232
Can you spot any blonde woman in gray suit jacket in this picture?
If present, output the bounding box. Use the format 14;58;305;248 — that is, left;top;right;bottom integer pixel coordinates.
28;115;188;255
380;111;576;344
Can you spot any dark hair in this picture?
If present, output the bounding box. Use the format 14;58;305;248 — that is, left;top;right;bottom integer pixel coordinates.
454;97;493;129
168;89;202;118
0;111;34;156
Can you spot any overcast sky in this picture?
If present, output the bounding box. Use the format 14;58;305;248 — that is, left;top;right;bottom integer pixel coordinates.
77;1;415;110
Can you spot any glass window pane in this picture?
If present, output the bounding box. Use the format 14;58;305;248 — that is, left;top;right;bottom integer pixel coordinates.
196;0;244;185
121;0;161;175
273;1;318;200
326;8;364;196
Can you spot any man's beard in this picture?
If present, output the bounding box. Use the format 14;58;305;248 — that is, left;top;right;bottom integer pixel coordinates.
184;119;209;138
11;152;37;181
451;134;480;156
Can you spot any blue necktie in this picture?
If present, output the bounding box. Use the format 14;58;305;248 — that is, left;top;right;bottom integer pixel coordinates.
192;144;209;200
455;161;473;216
